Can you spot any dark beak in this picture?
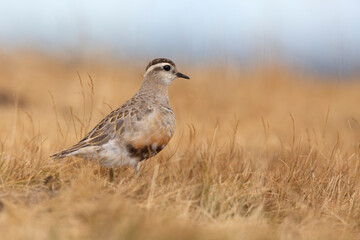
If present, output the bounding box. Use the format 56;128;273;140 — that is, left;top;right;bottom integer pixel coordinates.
176;72;190;79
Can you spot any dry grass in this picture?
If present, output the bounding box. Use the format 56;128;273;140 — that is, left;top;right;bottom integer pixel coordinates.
0;51;360;239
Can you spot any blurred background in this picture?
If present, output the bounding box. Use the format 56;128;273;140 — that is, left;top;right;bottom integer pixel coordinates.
0;0;359;75
2;2;360;239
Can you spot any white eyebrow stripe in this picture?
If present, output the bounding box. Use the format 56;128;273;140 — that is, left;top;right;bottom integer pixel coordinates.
145;62;173;74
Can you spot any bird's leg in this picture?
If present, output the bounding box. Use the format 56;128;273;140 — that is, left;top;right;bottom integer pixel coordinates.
134;162;142;175
109;168;114;182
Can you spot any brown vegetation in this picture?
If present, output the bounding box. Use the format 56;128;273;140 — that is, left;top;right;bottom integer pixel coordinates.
0;52;360;239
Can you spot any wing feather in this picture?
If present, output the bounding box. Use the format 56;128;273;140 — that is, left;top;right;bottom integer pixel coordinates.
51;101;153;159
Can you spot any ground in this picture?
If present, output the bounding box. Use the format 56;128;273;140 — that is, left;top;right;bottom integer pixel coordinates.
0;51;359;239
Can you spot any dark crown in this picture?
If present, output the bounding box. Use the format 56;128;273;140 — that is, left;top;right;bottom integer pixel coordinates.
146;58;176;71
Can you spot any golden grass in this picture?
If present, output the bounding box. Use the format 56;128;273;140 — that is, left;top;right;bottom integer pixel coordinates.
0;51;360;239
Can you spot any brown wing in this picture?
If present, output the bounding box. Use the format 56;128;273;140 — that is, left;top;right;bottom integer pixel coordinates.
50;103;138;159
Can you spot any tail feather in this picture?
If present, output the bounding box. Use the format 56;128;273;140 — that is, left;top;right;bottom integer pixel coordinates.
50;147;82;160
50;142;90;160
50;150;74;160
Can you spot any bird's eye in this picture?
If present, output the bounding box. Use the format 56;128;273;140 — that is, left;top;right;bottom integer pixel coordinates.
163;65;171;71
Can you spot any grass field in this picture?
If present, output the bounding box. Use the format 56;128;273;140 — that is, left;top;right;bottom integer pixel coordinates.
0;51;360;239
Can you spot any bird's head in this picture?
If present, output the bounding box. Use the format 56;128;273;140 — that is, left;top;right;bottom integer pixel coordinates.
143;58;190;86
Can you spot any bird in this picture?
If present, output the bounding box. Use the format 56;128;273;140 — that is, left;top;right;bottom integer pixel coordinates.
51;58;189;173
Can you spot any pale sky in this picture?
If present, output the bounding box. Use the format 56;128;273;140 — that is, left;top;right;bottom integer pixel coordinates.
0;0;359;72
